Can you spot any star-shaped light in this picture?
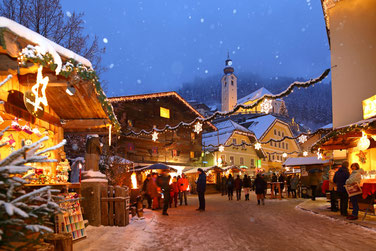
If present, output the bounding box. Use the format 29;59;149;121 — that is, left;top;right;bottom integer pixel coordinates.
152;131;158;142
282;153;287;158
193;122;203;134
298;135;308;144
218;145;225;152
254;142;262;150
260;99;273;114
317;151;323;160
303;151;308;157
32;66;49;112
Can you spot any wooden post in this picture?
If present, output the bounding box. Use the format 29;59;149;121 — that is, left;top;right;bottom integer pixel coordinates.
44;233;72;251
277;183;281;200
114;186;126;226
108;186;114;226
270;183;275;199
100;186;109;226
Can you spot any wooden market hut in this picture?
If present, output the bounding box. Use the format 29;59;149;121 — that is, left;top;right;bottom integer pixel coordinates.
183;166;223;193
0;17;120;185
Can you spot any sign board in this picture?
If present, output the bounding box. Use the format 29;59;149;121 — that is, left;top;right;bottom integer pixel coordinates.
24;91;44;118
362;94;376;120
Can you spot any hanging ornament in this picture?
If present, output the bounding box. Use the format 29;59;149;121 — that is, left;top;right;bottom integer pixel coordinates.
25;139;33;146
218;145;225;152
303;151;308;157
193;122;203;134
21;123;33;134
282;153;287;158
358;131;370;151
254;142;262;150
317;148;322;160
31;66;49;112
152;131;158;142
260;99;273;114
11;118;21;131
298;135;308;144
32;126;42;137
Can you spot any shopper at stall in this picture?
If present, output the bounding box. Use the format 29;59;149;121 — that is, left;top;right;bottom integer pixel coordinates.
254;174;267;205
221;175;228;196
329;165;339;212
333;161;350;216
142;174;152;209
286;175;292;198
309;169;321;201
158;170;171;216
178;174;189;206
170;177;179;208
147;173;160;210
227;174;234;200
235;175;243;200
345;163;364;220
196;168;206;211
290;174;299;198
243;175;251;201
278;173;285;198
272;173;278;196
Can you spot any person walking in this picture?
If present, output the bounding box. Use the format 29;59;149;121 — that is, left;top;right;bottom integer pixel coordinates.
196;168;206;211
243;175;251;201
278;173;285;198
329;165;339;211
334;161;350;216
254;174;267;205
147;173;160;210
290;174;299;198
227;174;234;200
309;170;321;201
169;177;179;208
221;175;228;196
286;175;292;198
346;163;364;220
178;174;189;205
158;170;171;216
235;175;243;200
142;174;152;209
272;173;278;196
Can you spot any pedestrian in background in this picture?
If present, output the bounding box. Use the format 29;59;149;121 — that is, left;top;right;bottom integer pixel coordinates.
235;175;243;200
278;173;285;198
286;174;292;198
290;174;299;198
142;174;152;209
346;163;364;220
272;173;278;196
334;161;350;217
243;174;251;201
221;175;228;196
178;174;189;205
227;174;234;200
254;174;267;205
158;170;171;216
196;168;206;211
148;173;160;210
309;170;321;201
329;165;339;211
169;177;179;208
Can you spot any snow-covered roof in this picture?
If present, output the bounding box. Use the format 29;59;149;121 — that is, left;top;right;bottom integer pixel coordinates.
238;87;280;104
283;157;330;167
246;115;277;139
202;120;255;147
0;16;92;73
320;123;333;129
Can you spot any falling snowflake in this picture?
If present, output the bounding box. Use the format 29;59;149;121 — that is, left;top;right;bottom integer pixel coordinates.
204;70;208;74
219;145;225;152
233;9;237;14
66;11;72;17
193;122;203;134
198;58;203;63
109;63;114;69
260;99;273;114
237;46;241;50
103;38;108;43
188;15;192;19
200;18;205;23
219;40;223;45
298;135;308;144
152;131;158;142
137;79;142;84
254;142;262;150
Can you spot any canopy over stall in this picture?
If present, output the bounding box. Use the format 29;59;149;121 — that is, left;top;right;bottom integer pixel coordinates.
135;163;178;172
283;157;331;167
183;166;223;174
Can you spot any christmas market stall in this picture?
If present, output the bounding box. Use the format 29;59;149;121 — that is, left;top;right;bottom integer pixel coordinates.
0;17;120;240
183;166;223;193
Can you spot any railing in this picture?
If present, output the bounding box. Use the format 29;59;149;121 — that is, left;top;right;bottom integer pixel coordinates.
100;186;130;226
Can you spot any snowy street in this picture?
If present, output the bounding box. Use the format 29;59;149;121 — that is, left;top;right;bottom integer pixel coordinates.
74;194;376;251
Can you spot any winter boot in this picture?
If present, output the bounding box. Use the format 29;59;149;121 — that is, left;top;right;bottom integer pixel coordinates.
257;199;260;205
262;199;265;205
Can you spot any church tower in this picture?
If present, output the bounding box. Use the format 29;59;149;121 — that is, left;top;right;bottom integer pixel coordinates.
221;54;237;112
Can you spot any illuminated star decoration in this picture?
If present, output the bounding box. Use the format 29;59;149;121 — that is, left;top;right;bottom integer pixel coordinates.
152;131;158;142
32;66;49;112
219;145;225;152
254;142;262;150
298;135;308;144
282;153;287;158
193;122;203;134
303;151;308;157
317;149;323;160
260;99;273;114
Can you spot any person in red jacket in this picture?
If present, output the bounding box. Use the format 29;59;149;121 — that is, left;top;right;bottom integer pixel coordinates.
169;177;179;208
178;174;189;205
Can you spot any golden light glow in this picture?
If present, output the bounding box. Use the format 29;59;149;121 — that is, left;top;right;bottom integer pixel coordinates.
358;131;370;151
282;153;287;158
152;131;158;141
303;151;308;157
160;107;170;118
131;172;138;189
32;66;49;112
254;142;262;150
362;94;376;120
219;145;225;152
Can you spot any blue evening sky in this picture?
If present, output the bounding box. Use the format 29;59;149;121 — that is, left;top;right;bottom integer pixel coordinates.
61;0;330;96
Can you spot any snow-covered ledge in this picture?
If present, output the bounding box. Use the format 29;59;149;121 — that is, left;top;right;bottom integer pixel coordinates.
81;170;108;183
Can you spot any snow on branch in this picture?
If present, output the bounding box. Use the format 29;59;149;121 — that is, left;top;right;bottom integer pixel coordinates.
0;75;12;87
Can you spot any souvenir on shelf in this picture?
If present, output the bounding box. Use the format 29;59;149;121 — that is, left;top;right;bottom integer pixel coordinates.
11;117;21;131
32;126;42;137
56;159;71;183
21;123;33;134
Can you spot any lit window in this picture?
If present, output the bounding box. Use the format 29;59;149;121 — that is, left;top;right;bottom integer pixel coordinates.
251;159;254;167
282;132;285;137
278;142;281;148
191;132;195;140
160;107;170;118
282;142;285;149
240;157;244;165
274;129;277;135
230;156;234;164
286;143;289;150
233;138;237;145
278;131;281;136
190;151;194;159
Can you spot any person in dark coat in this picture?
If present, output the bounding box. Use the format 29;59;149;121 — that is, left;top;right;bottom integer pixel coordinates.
243;175;251;201
254;174;267;205
278;173;285;198
272;173;278;195
196;168;206;211
142;174;152;209
158;170;171;216
227;174;234;200
286;175;292;198
333;161;350;216
234;175;243;200
221;175;228;196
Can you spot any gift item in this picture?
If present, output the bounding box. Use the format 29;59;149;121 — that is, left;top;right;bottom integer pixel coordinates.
21;123;33;134
7;134;16;146
56;159;71;183
32;126;42;137
11;117;21;131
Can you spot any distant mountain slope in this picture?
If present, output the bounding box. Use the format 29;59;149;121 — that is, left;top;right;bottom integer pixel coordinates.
177;73;332;130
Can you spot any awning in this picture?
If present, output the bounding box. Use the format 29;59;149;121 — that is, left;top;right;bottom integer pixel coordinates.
134;163;177;172
283;157;330;167
183;166;223;174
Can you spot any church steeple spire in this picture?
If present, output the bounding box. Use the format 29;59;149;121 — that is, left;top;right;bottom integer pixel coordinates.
221;54;237;112
224;52;234;74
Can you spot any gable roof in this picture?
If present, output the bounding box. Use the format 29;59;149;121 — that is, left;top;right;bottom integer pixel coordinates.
245;115;277;139
108;91;216;131
237;87;273;104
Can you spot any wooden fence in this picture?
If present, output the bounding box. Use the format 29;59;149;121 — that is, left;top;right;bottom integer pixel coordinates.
100;186;130;226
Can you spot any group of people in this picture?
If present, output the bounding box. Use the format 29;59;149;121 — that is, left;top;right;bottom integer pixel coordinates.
330;161;364;220
142;170;189;216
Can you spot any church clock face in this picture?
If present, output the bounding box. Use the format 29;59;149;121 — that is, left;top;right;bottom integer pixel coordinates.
227;60;232;66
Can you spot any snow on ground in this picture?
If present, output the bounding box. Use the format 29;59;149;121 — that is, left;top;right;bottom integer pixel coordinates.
74;193;376;251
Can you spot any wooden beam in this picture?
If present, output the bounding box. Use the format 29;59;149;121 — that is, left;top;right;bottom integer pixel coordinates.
62;118;109;129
